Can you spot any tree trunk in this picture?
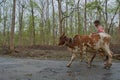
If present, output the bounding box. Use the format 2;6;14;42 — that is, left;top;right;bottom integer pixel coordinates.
119;2;120;32
3;1;7;46
0;8;1;20
65;0;68;34
41;11;44;45
118;6;120;42
18;1;24;46
58;0;62;36
52;0;55;45
3;15;6;46
46;0;50;45
39;1;45;45
32;2;35;45
119;12;120;30
77;0;81;34
105;0;108;32
30;0;35;45
70;15;73;35
96;0;101;20
10;0;16;53
84;0;87;34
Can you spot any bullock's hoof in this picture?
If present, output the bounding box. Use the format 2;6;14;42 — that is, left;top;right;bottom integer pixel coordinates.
104;66;109;70
104;63;112;67
80;59;83;62
104;66;110;70
88;66;91;68
87;65;91;68
66;64;70;67
104;64;112;70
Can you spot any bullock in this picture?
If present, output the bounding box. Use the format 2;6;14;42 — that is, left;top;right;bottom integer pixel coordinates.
58;33;112;69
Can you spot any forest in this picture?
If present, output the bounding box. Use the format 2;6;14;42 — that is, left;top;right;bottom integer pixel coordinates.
0;0;120;52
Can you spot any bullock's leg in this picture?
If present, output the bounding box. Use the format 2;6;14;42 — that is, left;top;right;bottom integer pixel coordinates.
82;50;92;67
87;58;91;68
89;52;97;66
104;51;113;62
79;52;83;62
103;45;112;69
84;52;92;68
104;55;108;61
104;56;112;69
67;53;76;67
104;51;112;69
98;51;108;61
89;51;106;67
82;47;88;63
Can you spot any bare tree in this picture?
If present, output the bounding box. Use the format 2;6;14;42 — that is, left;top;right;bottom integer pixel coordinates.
3;1;7;46
108;5;119;34
39;0;45;45
10;0;16;53
0;8;1;22
52;0;55;45
77;0;81;34
119;10;120;30
18;0;24;46
30;0;35;45
119;13;120;31
84;0;87;34
65;0;68;33
118;1;120;42
45;0;50;45
105;0;108;32
70;14;73;35
58;0;62;36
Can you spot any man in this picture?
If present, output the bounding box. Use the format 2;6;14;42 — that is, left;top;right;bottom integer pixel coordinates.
94;20;105;33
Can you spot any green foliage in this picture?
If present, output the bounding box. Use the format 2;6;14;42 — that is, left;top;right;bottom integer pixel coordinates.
66;0;74;7
86;1;102;11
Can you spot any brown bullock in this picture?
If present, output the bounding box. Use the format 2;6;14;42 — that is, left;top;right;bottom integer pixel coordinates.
58;33;112;69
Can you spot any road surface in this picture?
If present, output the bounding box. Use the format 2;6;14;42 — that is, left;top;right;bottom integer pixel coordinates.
0;57;120;80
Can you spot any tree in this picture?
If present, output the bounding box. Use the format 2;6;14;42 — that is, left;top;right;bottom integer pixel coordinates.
3;0;7;46
45;0;50;45
52;0;55;45
77;0;81;34
119;7;120;30
18;0;24;46
108;5;120;34
39;0;45;45
105;0;108;32
84;0;87;34
30;0;35;45
65;0;68;34
58;0;62;36
10;0;16;53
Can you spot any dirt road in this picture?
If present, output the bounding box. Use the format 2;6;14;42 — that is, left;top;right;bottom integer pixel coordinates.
0;57;120;80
